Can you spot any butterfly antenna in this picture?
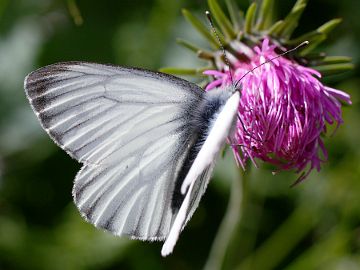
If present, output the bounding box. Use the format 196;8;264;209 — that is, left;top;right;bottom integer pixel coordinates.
233;41;309;90
205;11;234;85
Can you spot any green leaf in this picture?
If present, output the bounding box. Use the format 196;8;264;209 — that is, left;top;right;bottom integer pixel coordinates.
208;0;236;39
307;56;353;72
303;52;326;60
268;20;285;36
286;31;323;45
289;19;342;49
299;34;326;56
225;0;243;32
244;2;257;35
182;9;218;48
298;19;342;55
176;38;201;53
312;63;354;76
176;39;214;60
317;18;342;35
256;0;275;31
197;50;215;60
67;0;84;26
292;0;309;8
277;3;307;39
159;67;209;76
320;56;352;64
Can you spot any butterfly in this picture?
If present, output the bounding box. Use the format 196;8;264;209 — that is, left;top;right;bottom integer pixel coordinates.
24;61;240;256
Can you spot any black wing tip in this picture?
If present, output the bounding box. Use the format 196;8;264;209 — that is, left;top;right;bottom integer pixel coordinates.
24;62;112;96
24;61;95;88
24;62;70;98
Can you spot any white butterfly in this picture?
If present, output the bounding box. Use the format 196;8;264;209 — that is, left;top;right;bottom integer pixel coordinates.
24;61;240;256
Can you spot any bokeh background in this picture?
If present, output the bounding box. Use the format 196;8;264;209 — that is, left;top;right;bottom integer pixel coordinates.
0;0;359;269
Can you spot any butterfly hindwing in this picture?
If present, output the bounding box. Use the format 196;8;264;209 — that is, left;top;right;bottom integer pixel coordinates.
24;62;207;240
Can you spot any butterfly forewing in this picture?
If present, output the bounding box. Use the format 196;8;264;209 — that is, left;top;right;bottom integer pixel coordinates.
24;62;208;240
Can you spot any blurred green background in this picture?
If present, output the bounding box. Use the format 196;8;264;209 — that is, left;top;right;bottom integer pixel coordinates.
0;0;359;269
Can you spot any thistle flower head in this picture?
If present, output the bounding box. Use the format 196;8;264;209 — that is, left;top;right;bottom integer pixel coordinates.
161;0;353;181
204;38;351;181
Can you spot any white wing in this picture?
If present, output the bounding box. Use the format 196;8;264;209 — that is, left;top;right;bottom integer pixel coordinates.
24;62;206;240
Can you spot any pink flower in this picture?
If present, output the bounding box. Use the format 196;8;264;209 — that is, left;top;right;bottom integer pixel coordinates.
204;39;351;183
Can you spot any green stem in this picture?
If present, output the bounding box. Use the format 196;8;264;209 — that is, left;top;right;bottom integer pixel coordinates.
204;168;246;270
